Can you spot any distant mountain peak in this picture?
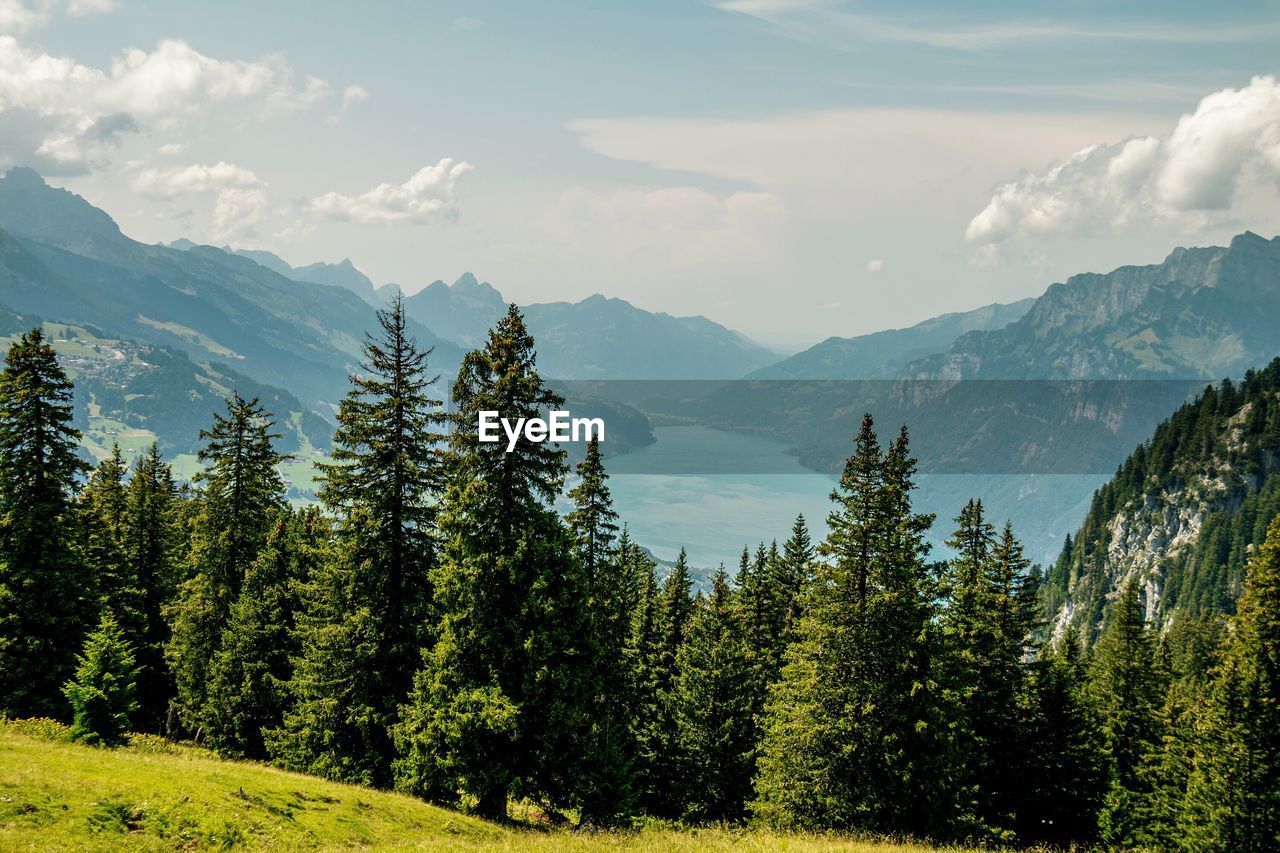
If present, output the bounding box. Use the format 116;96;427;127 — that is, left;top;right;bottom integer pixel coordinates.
0;166;123;247
452;271;480;288
4;166;47;187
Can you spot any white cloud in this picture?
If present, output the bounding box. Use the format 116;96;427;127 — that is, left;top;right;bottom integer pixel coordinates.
865;258;883;272
341;84;368;110
966;76;1280;246
66;0;116;15
716;0;1280;52
307;159;474;224
156;142;186;157
133;161;267;240
0;35;342;173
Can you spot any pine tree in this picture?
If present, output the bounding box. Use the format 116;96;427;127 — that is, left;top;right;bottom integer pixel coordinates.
277;297;447;785
673;567;755;822
938;504;1036;839
567;445;637;826
1181;515;1280;849
776;514;814;637
167;392;287;735
566;437;619;586
122;443;181;733
626;550;662;811
1019;627;1106;845
206;509;319;758
269;509;389;785
63;611;138;747
78;445;129;612
633;547;695;817
1088;579;1164;846
0;328;92;718
394;305;591;820
753;416;938;835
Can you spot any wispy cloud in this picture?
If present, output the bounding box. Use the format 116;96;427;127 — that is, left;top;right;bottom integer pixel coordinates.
715;0;1280;52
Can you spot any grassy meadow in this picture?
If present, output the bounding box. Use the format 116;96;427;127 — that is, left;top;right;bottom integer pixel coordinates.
0;720;957;852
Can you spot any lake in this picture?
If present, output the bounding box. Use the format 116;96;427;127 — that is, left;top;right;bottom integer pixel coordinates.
592;425;1104;570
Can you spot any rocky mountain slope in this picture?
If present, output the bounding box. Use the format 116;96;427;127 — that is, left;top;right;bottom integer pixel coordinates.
904;232;1280;381
1042;358;1280;643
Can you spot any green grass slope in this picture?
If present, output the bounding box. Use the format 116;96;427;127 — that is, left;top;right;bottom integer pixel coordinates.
0;721;953;852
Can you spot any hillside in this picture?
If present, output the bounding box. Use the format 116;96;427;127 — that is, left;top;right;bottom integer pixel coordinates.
1042;357;1280;643
0;721;947;852
747;299;1032;380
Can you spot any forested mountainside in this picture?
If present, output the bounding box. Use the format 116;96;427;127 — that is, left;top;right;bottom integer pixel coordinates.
1043;357;1280;643
903;232;1280;380
747;298;1033;380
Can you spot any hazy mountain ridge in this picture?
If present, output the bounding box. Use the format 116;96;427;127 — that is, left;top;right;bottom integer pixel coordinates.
747;298;1033;379
520;294;779;379
398;272;506;347
390;273;781;379
0;169;464;409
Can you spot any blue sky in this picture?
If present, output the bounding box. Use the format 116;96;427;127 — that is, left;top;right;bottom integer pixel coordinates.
7;0;1280;347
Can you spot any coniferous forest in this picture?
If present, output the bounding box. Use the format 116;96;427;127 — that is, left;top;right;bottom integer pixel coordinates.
3;297;1280;850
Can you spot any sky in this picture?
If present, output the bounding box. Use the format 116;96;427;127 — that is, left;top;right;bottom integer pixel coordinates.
4;0;1280;349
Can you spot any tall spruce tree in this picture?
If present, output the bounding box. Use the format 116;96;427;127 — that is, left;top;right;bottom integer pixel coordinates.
166;392;287;735
753;417;938;835
206;509;321;758
566;438;619;586
776;514;814;637
627;549;663;813
939;504;1037;839
0;328;91;718
634;546;695;817
78;445;129;612
1181;515;1280;849
567;442;637;825
275;297;446;785
673;567;755;822
1088;579;1164;847
393;305;591;820
1020;627;1106;845
121;443;180;733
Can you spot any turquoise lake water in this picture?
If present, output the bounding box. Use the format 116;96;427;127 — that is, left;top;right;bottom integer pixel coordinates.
591;425;1105;570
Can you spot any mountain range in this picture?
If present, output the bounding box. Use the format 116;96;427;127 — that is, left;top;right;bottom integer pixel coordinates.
0;167;462;411
391;274;781;379
904;233;1280;381
747;298;1033;380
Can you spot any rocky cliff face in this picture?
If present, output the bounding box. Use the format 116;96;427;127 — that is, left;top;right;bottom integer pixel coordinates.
1044;369;1280;643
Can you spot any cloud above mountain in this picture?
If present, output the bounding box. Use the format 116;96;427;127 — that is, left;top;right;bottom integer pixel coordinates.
133;161;267;240
0;27;345;175
967;75;1280;247
306;159;474;224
